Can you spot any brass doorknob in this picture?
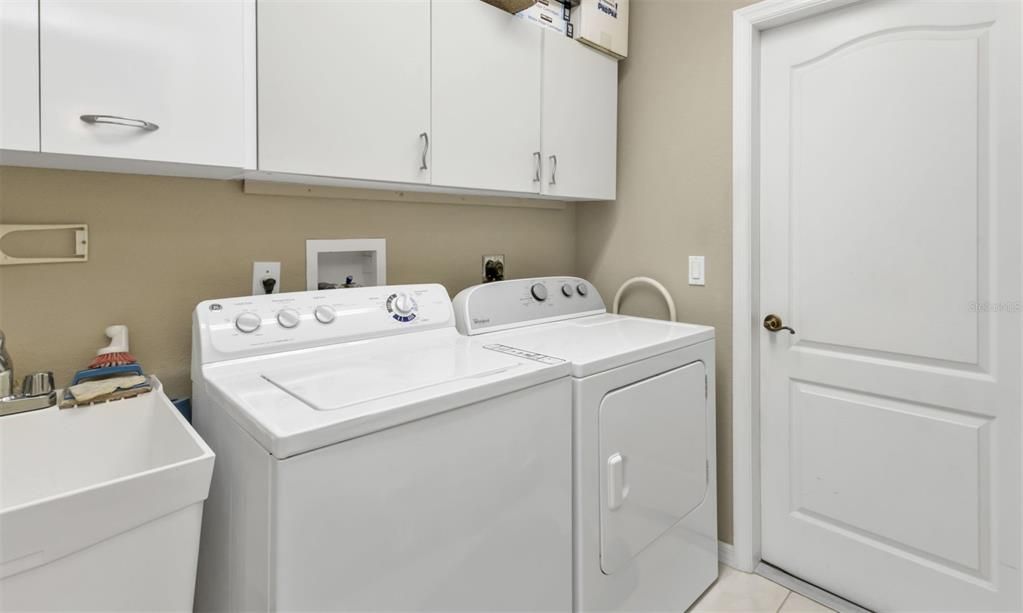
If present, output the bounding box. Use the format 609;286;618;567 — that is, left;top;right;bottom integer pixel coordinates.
763;314;795;334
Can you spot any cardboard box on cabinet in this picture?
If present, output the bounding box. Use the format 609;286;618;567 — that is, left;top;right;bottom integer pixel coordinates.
571;0;629;59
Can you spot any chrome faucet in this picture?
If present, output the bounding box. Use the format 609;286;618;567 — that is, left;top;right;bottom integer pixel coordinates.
0;329;12;399
0;329;56;416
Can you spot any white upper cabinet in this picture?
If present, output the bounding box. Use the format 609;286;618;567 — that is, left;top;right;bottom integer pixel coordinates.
431;0;542;194
39;0;247;168
541;30;618;200
0;0;40;152
258;1;431;184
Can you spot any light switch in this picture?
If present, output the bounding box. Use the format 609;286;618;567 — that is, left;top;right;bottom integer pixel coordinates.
688;256;705;286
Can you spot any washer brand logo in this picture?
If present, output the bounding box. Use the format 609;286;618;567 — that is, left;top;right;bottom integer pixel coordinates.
597;0;618;18
209;304;223;311
473;318;491;325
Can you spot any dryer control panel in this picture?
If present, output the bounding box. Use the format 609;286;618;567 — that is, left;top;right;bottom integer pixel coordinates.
194;284;454;364
453;277;606;335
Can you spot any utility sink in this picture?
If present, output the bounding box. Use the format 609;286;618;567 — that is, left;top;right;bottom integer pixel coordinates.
0;378;214;612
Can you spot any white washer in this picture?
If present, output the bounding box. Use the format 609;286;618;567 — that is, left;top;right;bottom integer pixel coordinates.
454;277;718;613
191;284;573;612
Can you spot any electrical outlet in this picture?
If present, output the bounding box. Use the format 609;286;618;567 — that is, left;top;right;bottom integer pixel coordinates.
482;255;505;282
253;261;281;295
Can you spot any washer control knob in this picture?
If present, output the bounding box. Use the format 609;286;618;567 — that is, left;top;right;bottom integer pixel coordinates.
531;283;548;302
576;283;589;297
392;293;416;316
314;304;336;324
234;311;262;334
561;283;574;297
277;308;301;329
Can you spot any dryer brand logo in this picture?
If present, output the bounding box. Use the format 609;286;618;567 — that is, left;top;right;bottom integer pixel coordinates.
209;304;223;311
472;318;491;325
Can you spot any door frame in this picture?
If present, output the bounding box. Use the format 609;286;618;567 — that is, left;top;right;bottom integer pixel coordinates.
730;0;1023;576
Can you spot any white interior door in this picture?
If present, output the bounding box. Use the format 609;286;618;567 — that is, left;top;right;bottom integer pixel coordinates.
431;0;541;194
759;1;1021;610
257;0;431;184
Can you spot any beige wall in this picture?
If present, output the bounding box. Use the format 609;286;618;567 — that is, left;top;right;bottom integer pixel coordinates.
576;0;752;544
0;167;576;399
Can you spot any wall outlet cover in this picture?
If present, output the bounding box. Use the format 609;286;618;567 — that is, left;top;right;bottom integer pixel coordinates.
253;261;281;295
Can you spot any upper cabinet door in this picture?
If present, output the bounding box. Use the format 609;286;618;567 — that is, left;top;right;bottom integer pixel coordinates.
258;1;431;184
431;1;541;194
542;31;617;200
0;0;40;152
39;0;247;167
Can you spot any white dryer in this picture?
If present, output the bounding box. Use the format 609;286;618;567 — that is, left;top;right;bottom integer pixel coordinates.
454;277;718;613
191;284;573;612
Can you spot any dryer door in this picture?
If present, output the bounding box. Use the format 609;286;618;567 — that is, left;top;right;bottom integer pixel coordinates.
598;361;709;574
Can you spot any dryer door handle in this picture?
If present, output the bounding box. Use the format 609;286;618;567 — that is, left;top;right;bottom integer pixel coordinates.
607;452;629;510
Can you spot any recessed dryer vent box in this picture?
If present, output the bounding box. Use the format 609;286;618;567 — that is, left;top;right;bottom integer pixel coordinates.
571;0;629;59
306;239;386;290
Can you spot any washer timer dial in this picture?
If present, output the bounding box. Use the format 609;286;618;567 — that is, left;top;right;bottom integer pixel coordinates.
386;292;418;322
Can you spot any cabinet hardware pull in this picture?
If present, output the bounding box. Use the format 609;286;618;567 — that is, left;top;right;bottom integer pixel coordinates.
549;154;557;185
533;152;541;182
80;114;159;132
419;132;429;171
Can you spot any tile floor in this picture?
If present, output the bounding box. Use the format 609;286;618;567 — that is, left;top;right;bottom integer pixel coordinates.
690;566;837;613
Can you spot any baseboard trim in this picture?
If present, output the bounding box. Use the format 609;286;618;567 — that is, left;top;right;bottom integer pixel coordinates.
718;541;738;569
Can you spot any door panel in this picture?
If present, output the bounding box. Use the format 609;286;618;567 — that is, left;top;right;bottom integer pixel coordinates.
790;28;981;364
431;0;541;194
759;1;1020;610
258;0;431;184
598;361;707;575
39;0;246;167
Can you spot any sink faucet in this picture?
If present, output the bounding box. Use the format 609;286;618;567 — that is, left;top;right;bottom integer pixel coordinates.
0;330;56;416
0;329;12;399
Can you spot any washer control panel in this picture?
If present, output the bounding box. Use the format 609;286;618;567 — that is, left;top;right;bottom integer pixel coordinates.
196;284;454;363
453;277;606;335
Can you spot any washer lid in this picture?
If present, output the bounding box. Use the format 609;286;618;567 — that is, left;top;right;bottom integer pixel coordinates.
200;329;570;459
261;342;526;412
492;314;714;377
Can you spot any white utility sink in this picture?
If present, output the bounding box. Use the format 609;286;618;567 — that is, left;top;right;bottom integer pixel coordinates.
0;378;214;612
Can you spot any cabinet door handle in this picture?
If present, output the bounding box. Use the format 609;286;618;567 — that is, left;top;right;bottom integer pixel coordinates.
80;114;159;132
533;151;541;182
549;154;557;185
419;132;429;171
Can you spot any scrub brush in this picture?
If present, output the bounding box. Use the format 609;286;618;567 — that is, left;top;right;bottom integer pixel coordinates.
88;325;137;369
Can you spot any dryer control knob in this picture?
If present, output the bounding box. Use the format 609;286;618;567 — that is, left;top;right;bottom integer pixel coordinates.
531;283;548;302
576;283;589;297
561;283;573;297
277;308;301;329
314;305;336;324
235;311;262;334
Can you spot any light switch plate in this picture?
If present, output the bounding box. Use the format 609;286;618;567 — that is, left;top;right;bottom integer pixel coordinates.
253;261;281;295
688;256;705;286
